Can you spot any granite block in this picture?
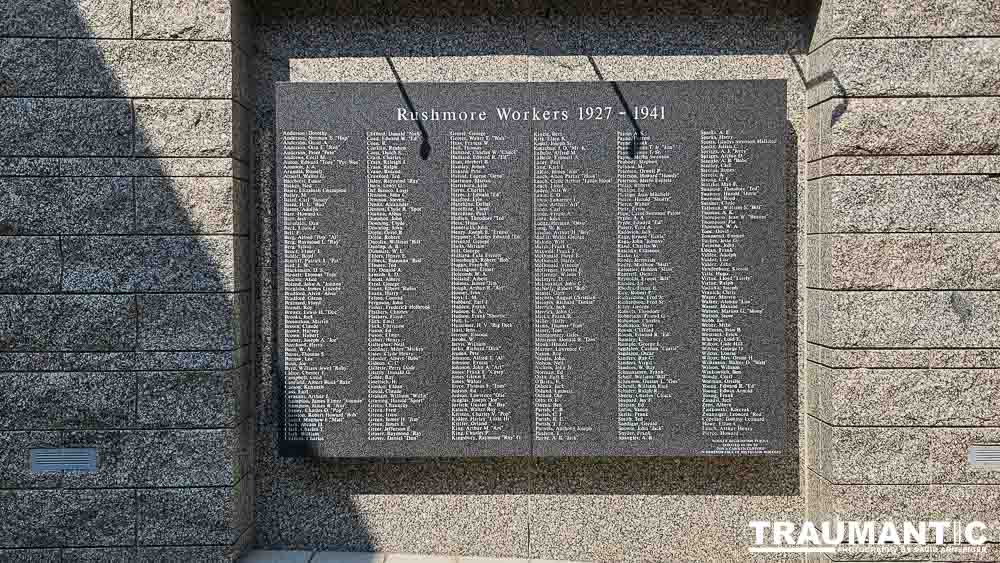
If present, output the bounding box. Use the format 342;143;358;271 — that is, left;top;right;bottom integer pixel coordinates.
134;99;234;157
930;349;1000;368
133;346;248;370
0;351;137;372
137;367;249;427
528;494;799;561
141;235;241;292
0;237;61;292
0;178;66;235
136;545;246;562
0;99;132;156
827;483;1000;538
807;38;1000;105
104;40;233;98
812;175;1000;234
61;430;138;488
138;292;248;350
0;157;234;178
136;177;246;234
808;155;1000;179
137;485;248;545
59;549;134;562
0;295;136;351
0;39;233;98
62;236;143;292
246;552;316;563
814;234;1000;290
0;549;60;562
0;431;62;488
132;429;237;487
0;489;135;547
133;0;235;40
0;0;130;38
809;290;1000;348
806;344;931;368
0;372;134;429
809;417;1000;484
0;177;133;235
807;363;1000;427
810;98;1000;160
811;0;1000;49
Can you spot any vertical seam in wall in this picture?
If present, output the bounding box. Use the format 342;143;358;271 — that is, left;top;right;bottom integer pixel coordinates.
57;231;65;291
129;0;134;39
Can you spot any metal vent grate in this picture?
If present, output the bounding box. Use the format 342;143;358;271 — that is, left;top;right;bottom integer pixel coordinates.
969;445;1000;470
30;448;97;473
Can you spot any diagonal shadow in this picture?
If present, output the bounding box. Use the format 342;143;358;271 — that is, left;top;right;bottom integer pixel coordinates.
0;4;272;558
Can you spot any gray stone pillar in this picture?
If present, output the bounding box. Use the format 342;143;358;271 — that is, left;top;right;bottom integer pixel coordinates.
806;0;1000;559
0;0;254;560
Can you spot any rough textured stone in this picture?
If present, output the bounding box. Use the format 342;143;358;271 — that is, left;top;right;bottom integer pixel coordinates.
0;177;133;235
136;177;246;234
811;0;1000;49
0;372;134;429
0;39;233;99
0;39;231;98
131;430;237;487
0;0;130;38
812;234;1000;290
809;154;1000;179
808;38;1000;105
0;237;61;292
810;97;1000;160
806;344;931;368
0;549;61;562
143;236;243;291
0;295;136;351
808;290;1000;348
138;485;249;545
0;489;135;547
0;99;132;156
0;157;235;178
808;418;1000;484
133;0;235;40
137;545;246;562
134;99;234;157
810;175;1000;234
0;351;137;372
60;430;138;488
133;347;249;370
138;293;248;350
62;236;143;292
59;549;135;562
807;362;1000;426
930;348;1000;368
0;431;62;488
136;368;249;427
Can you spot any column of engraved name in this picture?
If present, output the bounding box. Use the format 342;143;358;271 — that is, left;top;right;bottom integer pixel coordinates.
699;129;770;451
449;131;520;441
281;130;349;441
615;132;678;441
532;131;598;442
366;131;427;441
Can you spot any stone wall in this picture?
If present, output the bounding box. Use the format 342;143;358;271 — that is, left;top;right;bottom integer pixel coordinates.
805;0;1000;561
0;0;255;561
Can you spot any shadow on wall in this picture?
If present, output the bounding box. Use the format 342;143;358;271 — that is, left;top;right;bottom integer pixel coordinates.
0;4;256;556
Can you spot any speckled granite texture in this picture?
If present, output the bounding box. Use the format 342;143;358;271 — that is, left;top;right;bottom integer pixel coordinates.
806;1;1000;561
251;5;808;561
0;0;256;561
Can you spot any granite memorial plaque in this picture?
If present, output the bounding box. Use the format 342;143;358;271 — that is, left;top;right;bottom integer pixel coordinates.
277;80;786;458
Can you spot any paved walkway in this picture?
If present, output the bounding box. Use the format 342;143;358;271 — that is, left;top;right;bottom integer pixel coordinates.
241;551;586;563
